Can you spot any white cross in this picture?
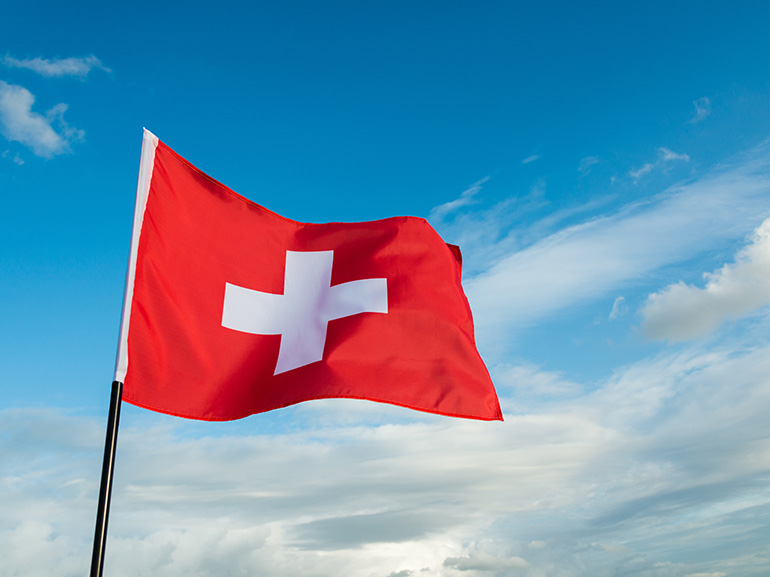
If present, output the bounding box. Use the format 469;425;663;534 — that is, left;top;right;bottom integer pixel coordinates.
221;250;388;375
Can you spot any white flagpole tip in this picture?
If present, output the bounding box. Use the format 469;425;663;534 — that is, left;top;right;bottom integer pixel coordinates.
142;128;159;144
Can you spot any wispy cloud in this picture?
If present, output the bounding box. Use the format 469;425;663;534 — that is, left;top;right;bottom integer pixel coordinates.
2;149;24;165
0;81;83;158
579;155;599;172
2;54;110;78
428;176;557;277
492;362;584;413
465;142;770;353
609;296;627;320
689;96;711;124
641;216;770;341
628;162;655;180
522;154;540;164
428;177;488;223
659;147;690;162
629;147;690;181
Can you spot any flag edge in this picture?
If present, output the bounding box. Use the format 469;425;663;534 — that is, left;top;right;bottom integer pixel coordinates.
113;128;159;382
122;392;504;422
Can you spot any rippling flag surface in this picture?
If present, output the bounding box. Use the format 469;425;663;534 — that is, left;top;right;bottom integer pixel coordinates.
114;130;502;421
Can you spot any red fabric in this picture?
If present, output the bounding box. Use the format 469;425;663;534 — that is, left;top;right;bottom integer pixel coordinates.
122;140;502;421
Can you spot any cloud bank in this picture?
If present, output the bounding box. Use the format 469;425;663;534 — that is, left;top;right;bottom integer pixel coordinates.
642;216;770;341
2;333;770;576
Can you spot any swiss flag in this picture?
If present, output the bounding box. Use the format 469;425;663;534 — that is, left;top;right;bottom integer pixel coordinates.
114;130;502;421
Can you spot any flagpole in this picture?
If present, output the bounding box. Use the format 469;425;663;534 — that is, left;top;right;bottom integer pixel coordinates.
89;380;124;577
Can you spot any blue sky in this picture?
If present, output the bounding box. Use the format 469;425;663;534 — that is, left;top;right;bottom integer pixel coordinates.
2;1;770;576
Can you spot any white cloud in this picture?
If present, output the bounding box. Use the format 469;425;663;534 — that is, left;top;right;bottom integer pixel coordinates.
3;54;110;78
629;147;689;181
579;155;599;172
609;296;627;320
641;216;770;341
599;543;628;553
658;147;690;162
522;154;540;164
429;177;488;222
444;550;529;571
2;149;24;165
0;81;83;157
493;363;583;410
628;162;655;180
1;522;85;577
689;97;711;124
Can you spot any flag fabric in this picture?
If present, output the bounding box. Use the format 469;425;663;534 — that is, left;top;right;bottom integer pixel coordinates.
114;129;502;421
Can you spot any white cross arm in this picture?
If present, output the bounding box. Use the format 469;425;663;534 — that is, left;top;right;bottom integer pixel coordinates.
222;284;286;334
221;250;388;375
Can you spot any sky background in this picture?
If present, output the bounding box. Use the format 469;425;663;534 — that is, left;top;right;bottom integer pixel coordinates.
2;1;770;576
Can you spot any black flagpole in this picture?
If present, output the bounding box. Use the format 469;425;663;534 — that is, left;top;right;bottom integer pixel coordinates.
89;380;124;577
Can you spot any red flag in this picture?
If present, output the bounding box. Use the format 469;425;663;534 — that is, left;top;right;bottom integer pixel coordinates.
114;130;502;421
